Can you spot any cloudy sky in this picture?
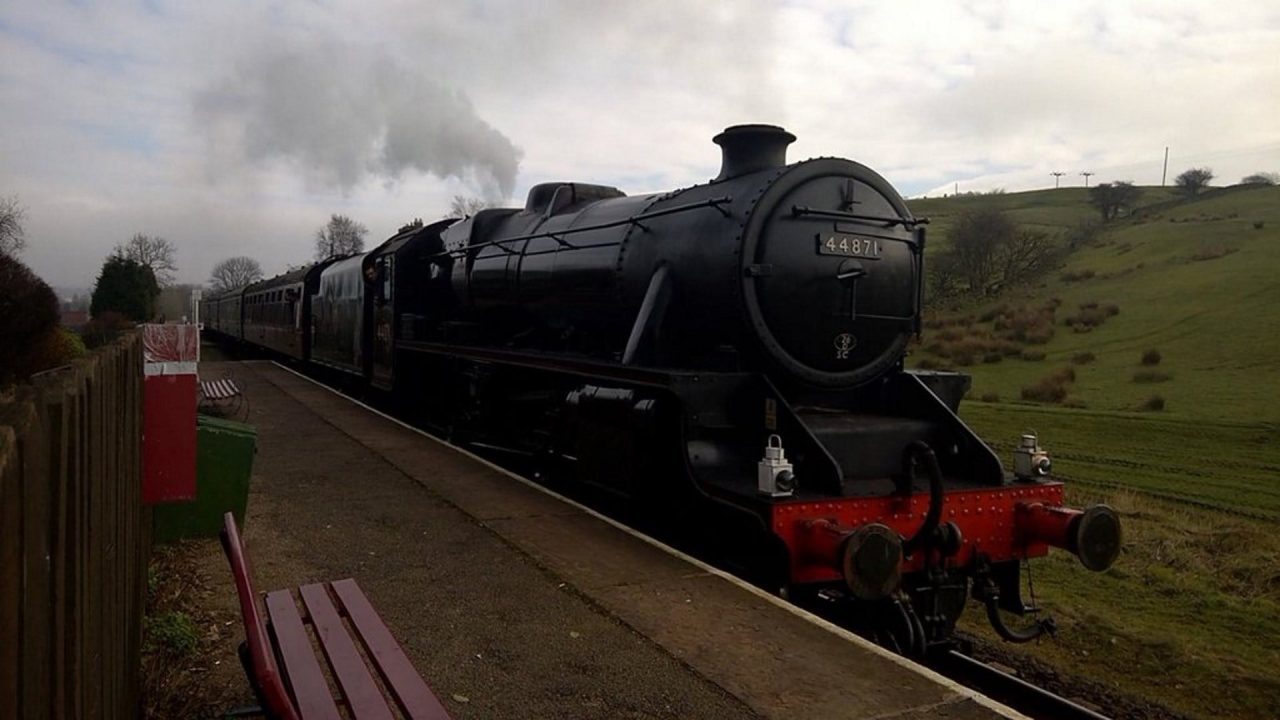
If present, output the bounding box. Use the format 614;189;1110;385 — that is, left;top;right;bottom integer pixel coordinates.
2;1;1277;290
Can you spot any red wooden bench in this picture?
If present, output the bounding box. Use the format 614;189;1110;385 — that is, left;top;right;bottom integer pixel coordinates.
220;512;453;720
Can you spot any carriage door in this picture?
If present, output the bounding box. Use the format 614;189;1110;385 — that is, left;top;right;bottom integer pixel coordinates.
371;255;395;390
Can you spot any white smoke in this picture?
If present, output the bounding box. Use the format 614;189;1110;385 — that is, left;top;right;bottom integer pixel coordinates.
195;40;522;199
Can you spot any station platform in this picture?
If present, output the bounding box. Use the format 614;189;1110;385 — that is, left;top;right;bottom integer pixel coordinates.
205;360;1021;720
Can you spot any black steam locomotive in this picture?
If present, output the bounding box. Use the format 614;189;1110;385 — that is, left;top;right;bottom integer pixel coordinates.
202;125;1120;653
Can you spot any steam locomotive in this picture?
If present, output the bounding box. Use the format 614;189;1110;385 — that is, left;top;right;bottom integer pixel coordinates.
201;125;1121;654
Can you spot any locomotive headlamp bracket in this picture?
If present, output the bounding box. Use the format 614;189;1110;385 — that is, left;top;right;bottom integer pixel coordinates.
757;434;796;497
1013;433;1052;481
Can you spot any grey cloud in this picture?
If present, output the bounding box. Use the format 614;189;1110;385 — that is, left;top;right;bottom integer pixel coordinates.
194;40;522;199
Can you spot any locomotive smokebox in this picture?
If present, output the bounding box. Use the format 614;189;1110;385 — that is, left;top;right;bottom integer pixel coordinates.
713;124;796;181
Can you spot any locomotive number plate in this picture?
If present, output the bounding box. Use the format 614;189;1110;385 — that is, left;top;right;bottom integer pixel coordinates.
817;234;882;259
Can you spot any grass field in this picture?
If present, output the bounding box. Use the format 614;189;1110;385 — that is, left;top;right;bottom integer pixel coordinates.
905;186;1280;719
909;185;1280;421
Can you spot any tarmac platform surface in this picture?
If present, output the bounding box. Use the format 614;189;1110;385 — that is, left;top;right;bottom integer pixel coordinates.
209;360;1021;720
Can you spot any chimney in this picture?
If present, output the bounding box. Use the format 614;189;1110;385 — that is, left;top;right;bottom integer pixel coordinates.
713;124;796;181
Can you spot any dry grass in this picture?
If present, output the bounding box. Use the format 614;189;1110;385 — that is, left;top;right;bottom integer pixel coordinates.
142;541;243;719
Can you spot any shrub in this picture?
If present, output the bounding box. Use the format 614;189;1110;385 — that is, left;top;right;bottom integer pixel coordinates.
1140;395;1166;411
1141;349;1162;366
978;304;1007;323
20;327;87;377
995;305;1057;343
1023;326;1055;345
1020;367;1076;404
1189;246;1238;262
81;311;134;349
1063;398;1089;409
982;352;1003;364
951;351;976;366
1060;269;1096;283
1020;349;1046;361
997;340;1024;356
1064;301;1118;331
937;328;964;342
1133;370;1172;383
0;254;60;386
1255;221;1265;230
1071;352;1096;365
1021;380;1068;403
916;357;944;370
980;392;1000;403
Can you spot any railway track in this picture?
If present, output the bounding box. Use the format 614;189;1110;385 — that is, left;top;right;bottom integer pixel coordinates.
931;650;1110;720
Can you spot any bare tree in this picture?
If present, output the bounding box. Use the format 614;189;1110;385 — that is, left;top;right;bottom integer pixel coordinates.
208;256;264;293
0;195;27;257
1241;172;1279;186
447;195;488;219
314;214;368;261
116;233;178;285
1175;167;1214;196
933;208;1060;296
1089;181;1142;221
997;228;1056;283
398;218;425;234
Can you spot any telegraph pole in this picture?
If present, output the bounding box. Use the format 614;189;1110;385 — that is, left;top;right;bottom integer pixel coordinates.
1161;147;1169;186
1051;172;1065;188
1080;171;1095;187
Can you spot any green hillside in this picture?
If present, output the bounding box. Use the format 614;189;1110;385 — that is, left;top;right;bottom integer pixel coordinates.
906;185;1280;719
908;185;1280;421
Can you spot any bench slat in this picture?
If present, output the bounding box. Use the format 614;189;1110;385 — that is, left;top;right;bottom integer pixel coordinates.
331;579;453;720
299;583;395;720
264;591;344;720
201;379;241;399
220;516;300;720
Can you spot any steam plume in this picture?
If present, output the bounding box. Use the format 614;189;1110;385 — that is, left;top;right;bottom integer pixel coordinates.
196;40;521;199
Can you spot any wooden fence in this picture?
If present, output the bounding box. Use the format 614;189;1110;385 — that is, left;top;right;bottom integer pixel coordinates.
0;334;150;719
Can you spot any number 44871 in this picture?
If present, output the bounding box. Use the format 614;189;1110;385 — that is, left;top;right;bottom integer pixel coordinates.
821;235;881;258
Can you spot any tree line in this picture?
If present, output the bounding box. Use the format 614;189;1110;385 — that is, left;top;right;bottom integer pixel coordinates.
0;192;492;342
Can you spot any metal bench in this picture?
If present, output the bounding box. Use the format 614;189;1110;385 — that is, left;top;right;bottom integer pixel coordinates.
220;512;453;720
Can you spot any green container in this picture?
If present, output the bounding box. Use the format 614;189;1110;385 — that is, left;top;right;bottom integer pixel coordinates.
153;414;257;543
